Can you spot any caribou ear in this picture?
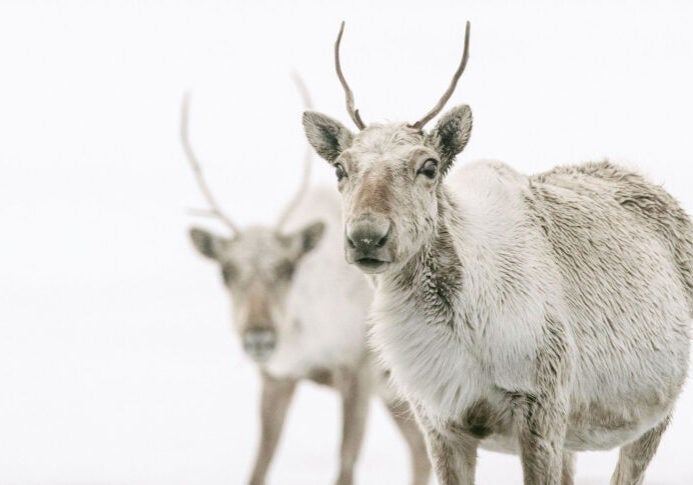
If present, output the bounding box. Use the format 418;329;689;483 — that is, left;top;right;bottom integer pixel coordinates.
298;220;326;254
189;227;227;260
427;105;473;174
284;220;326;259
302;111;354;163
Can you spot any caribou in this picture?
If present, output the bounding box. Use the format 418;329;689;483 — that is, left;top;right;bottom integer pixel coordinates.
183;77;431;485
302;22;693;485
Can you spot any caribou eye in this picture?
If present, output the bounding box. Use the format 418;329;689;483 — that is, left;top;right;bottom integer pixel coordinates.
334;163;347;181
417;159;438;179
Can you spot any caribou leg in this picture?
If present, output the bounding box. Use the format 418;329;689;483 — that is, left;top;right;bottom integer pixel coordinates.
248;374;297;485
384;398;432;485
610;416;670;485
335;365;371;485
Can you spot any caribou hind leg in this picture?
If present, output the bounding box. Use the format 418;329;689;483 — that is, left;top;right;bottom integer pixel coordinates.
610;416;670;485
383;398;432;485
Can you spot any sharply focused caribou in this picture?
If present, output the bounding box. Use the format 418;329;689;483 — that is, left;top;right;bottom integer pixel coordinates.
302;22;693;485
183;77;431;485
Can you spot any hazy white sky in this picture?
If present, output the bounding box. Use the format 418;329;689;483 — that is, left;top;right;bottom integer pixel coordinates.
1;1;691;483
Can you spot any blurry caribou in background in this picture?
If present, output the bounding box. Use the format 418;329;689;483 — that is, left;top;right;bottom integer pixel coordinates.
183;76;431;485
303;22;693;485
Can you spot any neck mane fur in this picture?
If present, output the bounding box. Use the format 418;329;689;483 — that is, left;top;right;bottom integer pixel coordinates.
381;186;467;331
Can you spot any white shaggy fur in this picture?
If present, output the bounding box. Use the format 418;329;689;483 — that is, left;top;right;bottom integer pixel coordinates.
190;186;432;485
303;106;692;484
263;187;372;378
370;160;690;452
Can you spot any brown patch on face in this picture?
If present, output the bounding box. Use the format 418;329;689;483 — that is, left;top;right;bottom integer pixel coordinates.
245;281;273;331
353;166;394;216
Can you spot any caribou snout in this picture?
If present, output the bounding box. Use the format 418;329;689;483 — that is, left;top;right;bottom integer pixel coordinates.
242;328;276;362
346;214;393;274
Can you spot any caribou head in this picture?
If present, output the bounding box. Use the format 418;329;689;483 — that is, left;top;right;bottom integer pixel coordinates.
303;22;472;274
186;76;325;363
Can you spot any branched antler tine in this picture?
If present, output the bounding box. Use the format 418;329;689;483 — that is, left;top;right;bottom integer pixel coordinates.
413;21;471;129
181;92;239;233
276;73;315;231
335;21;366;130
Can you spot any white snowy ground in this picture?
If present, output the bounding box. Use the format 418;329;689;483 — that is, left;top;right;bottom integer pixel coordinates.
1;1;692;483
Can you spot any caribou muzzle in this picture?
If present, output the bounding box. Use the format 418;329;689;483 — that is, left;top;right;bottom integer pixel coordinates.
242;328;277;363
346;214;393;274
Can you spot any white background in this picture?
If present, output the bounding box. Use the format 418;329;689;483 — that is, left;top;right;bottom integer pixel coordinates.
1;1;692;483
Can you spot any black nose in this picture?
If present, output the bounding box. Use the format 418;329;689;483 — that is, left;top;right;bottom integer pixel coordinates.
242;329;276;362
347;217;391;253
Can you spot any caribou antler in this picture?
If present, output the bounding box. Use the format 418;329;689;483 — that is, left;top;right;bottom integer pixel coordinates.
181;92;240;234
335;21;366;130
275;72;316;232
291;70;314;112
411;21;471;129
